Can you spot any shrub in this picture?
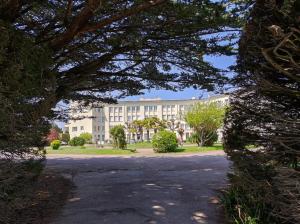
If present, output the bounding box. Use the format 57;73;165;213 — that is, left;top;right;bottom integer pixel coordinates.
61;132;70;143
79;132;93;143
152;130;178;153
50;140;61;150
109;125;127;149
68;137;85;146
186;131;218;146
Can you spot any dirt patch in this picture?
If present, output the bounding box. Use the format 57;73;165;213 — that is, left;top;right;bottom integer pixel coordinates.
0;171;72;224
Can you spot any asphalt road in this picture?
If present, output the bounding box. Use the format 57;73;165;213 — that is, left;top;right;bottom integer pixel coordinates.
47;153;229;224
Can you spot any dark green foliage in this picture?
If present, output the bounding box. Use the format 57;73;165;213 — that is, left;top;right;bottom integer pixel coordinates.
0;0;241;159
51;140;61;150
0;20;54;159
61;132;70;143
69;137;85;146
0;159;44;223
223;0;300;223
152;130;178;153
110;125;127;149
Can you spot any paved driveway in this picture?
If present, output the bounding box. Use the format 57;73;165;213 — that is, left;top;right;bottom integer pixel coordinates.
47;153;229;224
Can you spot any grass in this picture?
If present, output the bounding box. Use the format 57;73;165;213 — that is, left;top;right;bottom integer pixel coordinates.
127;141;153;149
174;144;223;153
46;143;223;155
47;146;133;155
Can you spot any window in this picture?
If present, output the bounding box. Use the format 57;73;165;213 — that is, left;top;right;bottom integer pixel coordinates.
136;106;140;112
80;126;84;130
114;107;118;113
132;106;136;112
109;116;113;122
149;106;153;112
127;116;131;121
145;106;148;111
114;116;118;121
154;106;157;112
119;107;123;113
119;116;122;121
72;127;77;132
127;107;131;112
109;107;113;113
162;115;166;120
98;126;100;131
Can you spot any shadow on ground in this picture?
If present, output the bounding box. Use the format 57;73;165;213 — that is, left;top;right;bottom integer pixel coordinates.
47;155;229;224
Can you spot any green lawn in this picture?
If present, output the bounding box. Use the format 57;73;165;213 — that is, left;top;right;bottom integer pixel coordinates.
127;142;153;149
47;146;133;155
46;144;224;155
172;145;223;153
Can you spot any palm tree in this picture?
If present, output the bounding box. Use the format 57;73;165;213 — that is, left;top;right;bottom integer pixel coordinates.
131;120;144;142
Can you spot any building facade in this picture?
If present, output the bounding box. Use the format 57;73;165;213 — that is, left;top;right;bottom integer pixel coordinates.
65;95;229;143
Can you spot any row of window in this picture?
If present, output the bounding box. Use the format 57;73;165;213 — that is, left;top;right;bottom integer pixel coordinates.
127;106;140;113
109;107;123;114
109;116;123;122
71;126;105;132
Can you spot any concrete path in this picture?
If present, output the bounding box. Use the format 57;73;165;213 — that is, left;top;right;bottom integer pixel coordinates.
47;153;229;224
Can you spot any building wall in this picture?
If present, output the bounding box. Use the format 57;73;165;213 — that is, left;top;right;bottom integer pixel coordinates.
65;95;229;143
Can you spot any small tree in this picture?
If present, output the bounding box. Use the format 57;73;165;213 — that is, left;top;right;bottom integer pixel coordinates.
142;117;166;141
79;132;93;144
177;127;185;145
46;128;60;144
61;132;70;143
130;120;144;141
167;119;180;132
185;102;225;146
110;125;127;149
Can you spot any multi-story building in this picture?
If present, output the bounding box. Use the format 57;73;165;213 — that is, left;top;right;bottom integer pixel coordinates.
65;95;229;143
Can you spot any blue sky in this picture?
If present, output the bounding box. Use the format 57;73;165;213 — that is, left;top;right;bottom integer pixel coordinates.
124;55;236;100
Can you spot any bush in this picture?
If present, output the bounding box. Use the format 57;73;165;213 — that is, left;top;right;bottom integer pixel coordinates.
79;132;92;144
152;130;178;153
68;137;85;146
61;132;70;143
109;125;127;149
202;131;218;146
187;132;218;146
50;140;61;150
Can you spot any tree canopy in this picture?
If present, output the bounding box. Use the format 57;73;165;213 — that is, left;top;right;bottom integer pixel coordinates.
0;0;241;158
185;102;225;146
0;0;240;105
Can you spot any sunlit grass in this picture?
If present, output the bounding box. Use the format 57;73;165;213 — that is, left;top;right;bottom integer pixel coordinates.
47;146;133;155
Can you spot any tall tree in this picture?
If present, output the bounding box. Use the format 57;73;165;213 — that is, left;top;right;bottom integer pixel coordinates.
223;0;300;223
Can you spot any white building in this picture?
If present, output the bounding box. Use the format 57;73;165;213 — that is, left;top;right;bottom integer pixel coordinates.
65;95;229;143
